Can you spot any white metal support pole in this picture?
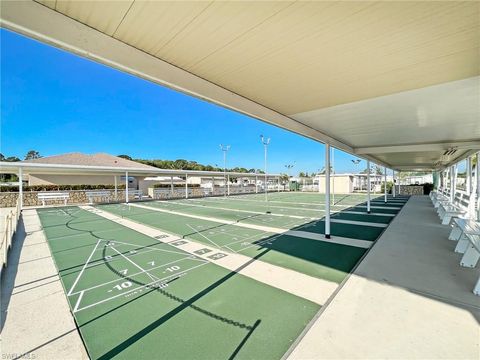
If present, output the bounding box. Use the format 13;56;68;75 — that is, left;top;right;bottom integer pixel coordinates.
476;152;480;220
255;175;258;193
384;167;387;203
450;165;455;202
392;170;396;197
367;161;371;214
277;177;280;192
331;147;335;205
398;172;401;195
325;144;331;239
170;176;174;197
467;157;472;195
18;168;23;210
125;171;129;203
211;176;214;195
227;175;230;196
185;174;188;199
114;175;118;200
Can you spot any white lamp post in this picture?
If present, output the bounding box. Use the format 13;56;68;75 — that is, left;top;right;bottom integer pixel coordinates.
219;144;230;197
260;135;270;202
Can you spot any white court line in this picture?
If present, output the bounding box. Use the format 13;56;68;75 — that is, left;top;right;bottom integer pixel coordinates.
74;262;209;313
110;245;159;283
67;238;102;296
172;199;308;219
329;218;387;228
286;231;372;249
73;291;84;312
186;223;224;250
213;197;358;209
355;205;401;210
71;256;198;296
129;203;374;249
342;211;395;217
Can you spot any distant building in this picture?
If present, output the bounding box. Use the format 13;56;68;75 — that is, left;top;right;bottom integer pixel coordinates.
22;152;158;189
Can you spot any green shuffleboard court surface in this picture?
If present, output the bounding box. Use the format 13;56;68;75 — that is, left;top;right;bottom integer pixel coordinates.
98;203;367;283
37;207;320;360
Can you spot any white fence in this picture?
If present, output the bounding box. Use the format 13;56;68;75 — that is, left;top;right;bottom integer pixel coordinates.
1;196;21;270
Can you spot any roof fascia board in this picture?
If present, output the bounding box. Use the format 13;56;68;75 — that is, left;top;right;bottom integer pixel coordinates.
0;162;279;177
356;141;480;155
0;0;352;153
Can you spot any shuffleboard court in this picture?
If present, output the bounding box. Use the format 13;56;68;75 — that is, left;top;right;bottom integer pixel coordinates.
97;194;408;282
37;207;320;360
98;203;367;282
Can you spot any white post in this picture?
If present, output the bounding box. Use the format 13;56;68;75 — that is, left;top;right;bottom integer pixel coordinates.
114;175;118;200
18;168;23;210
255;175;258;193
476;152;480;220
325;144;331;239
125;171;129;203
332;147;335;205
227;174;230;196
211;176;214;195
467;157;472;195
185;174;189;199
367;161;371;213
277;177;280;192
384;166;387;203
450;165;455;202
392;170;396;197
170;176;174;197
398;173;401;195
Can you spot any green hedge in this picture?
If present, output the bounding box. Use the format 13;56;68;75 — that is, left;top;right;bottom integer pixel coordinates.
153;184;200;188
0;184;126;192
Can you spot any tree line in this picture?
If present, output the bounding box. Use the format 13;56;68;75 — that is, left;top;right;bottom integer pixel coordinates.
117;155;265;173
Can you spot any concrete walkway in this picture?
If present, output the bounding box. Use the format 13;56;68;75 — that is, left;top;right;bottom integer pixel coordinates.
288;195;480;359
1;209;88;360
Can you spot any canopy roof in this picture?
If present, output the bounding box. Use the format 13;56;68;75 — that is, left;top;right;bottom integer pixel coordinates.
1;1;479;170
0;161;279;179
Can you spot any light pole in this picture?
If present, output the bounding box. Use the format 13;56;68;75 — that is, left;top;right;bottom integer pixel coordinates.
260;135;270;201
285;163;294;191
219;144;230;197
351;159;361;191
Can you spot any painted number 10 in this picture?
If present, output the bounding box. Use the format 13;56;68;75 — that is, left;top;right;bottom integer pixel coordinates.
166;266;180;272
113;281;132;291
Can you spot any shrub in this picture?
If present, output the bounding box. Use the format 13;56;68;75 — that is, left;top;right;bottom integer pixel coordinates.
0;184;126;192
153;183;199;188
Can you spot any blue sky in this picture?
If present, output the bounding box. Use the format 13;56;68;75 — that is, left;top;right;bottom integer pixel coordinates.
1;29;365;174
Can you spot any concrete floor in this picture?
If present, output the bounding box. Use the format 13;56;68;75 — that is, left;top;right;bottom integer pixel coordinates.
1;210;88;360
288;195;480;359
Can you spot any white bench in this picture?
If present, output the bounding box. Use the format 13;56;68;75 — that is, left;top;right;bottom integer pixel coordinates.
447;218;480;296
38;192;70;206
437;192;471;225
432;188;451;208
85;191;111;204
128;190;143;199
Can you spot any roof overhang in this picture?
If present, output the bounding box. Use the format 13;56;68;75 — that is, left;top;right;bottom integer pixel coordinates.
0;162;280;179
1;1;478;171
